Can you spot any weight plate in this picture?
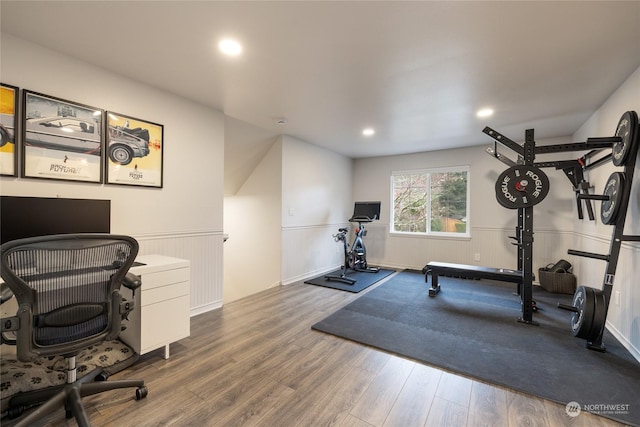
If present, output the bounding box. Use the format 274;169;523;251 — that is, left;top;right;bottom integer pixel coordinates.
495;165;550;209
612;111;639;166
571;286;595;339
587;289;607;342
600;172;626;225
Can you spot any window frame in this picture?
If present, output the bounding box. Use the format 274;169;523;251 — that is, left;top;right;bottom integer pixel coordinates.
390;165;471;239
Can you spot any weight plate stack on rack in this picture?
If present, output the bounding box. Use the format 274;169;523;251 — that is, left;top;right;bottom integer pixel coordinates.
612;111;639;166
571;285;607;342
571;286;594;339
600;172;626;225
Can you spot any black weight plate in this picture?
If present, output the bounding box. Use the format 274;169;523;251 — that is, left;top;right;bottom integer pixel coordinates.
600;172;626;225
612;111;639;166
495;165;550;209
587;289;607;342
571;286;595;339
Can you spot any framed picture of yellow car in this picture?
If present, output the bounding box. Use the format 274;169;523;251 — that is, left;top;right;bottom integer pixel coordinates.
106;112;163;188
1;83;19;177
22;90;104;183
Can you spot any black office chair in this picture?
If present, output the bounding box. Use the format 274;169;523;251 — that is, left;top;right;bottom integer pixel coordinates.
0;234;148;427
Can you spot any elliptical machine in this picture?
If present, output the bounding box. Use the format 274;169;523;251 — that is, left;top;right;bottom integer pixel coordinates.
325;202;381;285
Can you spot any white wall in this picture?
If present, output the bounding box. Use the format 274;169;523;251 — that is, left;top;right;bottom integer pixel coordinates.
571;66;640;359
353;140;576;271
223;138;282;303
281;135;353;284
0;34;225;315
223;134;353;297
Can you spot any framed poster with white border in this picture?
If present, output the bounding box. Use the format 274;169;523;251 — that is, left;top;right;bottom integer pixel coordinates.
1;83;19;177
106;111;163;188
22;90;104;183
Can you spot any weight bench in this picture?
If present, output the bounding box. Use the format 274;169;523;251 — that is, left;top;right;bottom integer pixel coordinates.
422;261;522;297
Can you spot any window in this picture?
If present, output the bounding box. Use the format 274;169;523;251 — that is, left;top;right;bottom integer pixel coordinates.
391;167;470;237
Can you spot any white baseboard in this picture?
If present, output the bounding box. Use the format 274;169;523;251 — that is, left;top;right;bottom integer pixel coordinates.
281;265;342;286
190;300;223;317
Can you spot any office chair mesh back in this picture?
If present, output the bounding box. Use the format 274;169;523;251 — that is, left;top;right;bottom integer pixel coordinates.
0;235;147;426
1;234;138;360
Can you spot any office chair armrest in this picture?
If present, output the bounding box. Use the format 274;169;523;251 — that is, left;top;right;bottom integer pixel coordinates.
1;314;19;345
122;272;142;292
1;315;19;332
1;282;13;304
119;273;141;321
1;283;18;345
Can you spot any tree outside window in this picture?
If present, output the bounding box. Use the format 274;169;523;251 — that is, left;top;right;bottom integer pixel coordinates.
392;168;469;236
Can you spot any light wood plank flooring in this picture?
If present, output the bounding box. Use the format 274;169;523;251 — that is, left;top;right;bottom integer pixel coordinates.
15;275;628;426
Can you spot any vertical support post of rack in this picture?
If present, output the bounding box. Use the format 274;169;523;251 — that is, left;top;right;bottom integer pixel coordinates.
517;210;523;277
518;129;537;325
513;208;524;298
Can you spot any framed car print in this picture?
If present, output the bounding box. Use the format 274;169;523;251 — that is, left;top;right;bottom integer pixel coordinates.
106;112;163;188
0;83;19;176
22;90;104;183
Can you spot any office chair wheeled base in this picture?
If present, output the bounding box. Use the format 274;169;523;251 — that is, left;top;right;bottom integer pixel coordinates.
11;361;147;427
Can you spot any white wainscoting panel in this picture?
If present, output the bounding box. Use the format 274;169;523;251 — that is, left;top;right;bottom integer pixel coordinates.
134;231;224;316
282;224;574;285
365;226;572;274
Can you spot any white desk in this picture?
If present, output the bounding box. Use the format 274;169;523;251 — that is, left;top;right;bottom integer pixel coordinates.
119;255;191;359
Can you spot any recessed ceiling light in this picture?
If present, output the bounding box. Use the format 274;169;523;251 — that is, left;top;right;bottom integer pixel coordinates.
219;38;242;56
477;108;494;118
362;128;375;136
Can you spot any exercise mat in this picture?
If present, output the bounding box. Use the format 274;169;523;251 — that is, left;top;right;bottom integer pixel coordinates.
312;271;640;426
304;268;395;293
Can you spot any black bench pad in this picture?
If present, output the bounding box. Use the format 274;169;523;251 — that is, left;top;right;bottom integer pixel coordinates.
422;261;522;283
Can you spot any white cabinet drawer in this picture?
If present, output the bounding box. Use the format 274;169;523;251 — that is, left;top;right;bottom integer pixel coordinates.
140;268;189;290
142;281;189;306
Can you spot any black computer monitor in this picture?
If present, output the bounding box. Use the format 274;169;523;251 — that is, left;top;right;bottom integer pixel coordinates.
350;201;381;222
0;196;111;245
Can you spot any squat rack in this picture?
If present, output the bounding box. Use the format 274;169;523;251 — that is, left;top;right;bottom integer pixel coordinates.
484;111;639;351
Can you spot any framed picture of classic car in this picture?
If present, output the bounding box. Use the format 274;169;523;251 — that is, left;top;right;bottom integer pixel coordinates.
21;90;104;183
0;83;19;177
105;112;163;188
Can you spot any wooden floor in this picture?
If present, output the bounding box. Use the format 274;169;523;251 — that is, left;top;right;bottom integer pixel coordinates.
19;275;627;427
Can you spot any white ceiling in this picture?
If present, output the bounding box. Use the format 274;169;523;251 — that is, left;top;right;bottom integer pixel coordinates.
2;1;640;164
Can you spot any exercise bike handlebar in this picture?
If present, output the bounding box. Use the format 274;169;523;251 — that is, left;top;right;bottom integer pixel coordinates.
349;215;377;223
332;229;348;242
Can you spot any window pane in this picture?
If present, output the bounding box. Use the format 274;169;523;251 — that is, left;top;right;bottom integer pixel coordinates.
393;174;427;232
430;171;467;233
